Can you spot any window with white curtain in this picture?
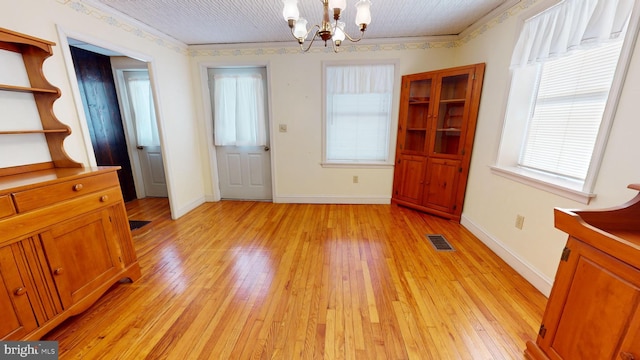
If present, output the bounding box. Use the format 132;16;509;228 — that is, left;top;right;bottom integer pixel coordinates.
493;0;637;203
324;63;395;165
213;73;266;147
123;71;159;147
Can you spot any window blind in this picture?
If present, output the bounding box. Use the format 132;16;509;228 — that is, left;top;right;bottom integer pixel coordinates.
327;93;391;161
519;40;623;180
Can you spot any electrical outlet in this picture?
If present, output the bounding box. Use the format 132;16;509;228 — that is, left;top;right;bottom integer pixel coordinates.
353;175;359;184
515;214;525;230
279;124;287;132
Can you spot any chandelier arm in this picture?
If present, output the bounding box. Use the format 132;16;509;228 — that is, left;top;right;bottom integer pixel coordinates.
342;29;366;43
300;30;322;52
289;23;322;44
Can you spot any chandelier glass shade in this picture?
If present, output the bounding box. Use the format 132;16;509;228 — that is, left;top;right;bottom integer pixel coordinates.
282;0;372;52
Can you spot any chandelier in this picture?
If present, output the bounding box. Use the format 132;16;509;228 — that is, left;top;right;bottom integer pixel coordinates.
282;0;372;52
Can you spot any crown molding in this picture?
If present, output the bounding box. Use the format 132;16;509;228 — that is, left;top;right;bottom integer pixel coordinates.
59;0;188;54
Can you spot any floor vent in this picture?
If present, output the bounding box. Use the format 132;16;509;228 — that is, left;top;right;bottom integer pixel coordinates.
426;234;455;251
129;220;151;231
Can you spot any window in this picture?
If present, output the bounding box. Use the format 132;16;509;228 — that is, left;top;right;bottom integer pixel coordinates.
493;0;636;203
323;63;395;166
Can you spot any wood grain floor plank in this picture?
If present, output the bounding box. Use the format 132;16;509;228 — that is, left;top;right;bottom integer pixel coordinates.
44;199;546;359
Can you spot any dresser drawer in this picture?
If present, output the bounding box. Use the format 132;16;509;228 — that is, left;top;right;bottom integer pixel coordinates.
0;195;15;219
12;172;120;213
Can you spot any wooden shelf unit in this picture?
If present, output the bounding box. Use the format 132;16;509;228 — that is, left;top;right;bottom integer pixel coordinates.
392;63;485;221
0;27;81;175
0;27;141;340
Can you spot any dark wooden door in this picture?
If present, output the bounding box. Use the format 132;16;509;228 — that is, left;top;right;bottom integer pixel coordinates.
70;47;137;202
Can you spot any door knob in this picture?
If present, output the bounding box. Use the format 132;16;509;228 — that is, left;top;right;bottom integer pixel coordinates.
264;145;270;151
137;146;144;150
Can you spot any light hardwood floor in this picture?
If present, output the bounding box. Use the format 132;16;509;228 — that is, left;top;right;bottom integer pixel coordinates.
45;198;547;359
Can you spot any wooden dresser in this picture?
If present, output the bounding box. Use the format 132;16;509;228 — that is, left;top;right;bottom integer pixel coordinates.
0;28;141;340
525;184;640;360
0;167;141;340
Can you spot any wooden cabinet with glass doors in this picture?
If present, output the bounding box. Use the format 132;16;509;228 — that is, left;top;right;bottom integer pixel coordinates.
392;63;485;221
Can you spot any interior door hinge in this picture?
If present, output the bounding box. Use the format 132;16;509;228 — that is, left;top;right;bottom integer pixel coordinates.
538;324;547;338
561;247;571;262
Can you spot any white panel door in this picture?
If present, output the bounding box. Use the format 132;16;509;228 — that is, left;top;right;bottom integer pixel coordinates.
216;145;272;200
137;144;168;197
210;67;272;200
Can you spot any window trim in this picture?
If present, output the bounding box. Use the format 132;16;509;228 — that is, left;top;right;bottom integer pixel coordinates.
321;59;400;169
492;0;640;204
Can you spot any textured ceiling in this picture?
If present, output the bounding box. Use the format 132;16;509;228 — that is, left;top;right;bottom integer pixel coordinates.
92;0;511;45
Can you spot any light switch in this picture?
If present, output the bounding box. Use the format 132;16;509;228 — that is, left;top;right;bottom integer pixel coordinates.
279;124;287;132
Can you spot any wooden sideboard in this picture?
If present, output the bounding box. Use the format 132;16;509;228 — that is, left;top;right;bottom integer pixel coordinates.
0;167;141;340
0;28;141;340
525;184;640;359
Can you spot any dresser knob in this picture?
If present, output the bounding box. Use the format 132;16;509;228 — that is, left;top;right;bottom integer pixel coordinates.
100;195;109;202
53;268;64;275
14;287;26;296
73;183;84;192
620;352;636;360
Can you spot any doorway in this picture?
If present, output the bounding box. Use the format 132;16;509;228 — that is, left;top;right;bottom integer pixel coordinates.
68;41;167;202
113;64;168;198
208;67;272;200
70;46;137;202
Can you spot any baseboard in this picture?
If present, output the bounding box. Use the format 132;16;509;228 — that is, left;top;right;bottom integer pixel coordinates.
171;196;206;220
461;214;552;297
273;195;391;204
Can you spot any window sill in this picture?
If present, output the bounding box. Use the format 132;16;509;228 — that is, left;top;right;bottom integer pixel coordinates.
490;165;596;204
321;162;394;169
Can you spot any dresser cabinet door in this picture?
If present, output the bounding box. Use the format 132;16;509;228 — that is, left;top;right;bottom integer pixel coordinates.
393;155;426;203
0;245;39;339
539;238;640;359
40;208;123;309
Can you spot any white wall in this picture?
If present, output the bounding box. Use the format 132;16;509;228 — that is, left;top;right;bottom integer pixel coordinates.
0;0;206;219
456;0;640;295
190;42;455;203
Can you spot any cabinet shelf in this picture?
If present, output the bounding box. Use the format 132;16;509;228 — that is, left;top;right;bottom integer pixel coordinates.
439;98;466;103
436;128;461;132
0;84;58;94
0;129;69;135
409;97;430;104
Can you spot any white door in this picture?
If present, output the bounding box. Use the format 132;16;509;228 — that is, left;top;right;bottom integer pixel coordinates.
209;67;272;200
136;144;168;197
121;70;168;198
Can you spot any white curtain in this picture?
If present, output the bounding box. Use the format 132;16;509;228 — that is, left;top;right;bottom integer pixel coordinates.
326;64;394;95
214;74;266;146
510;0;634;68
124;71;159;147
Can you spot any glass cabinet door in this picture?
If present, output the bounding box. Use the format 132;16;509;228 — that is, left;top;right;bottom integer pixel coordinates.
405;78;432;152
433;73;469;155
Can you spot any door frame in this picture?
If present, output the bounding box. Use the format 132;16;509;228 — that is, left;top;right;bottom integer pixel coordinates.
55;26;175;214
198;61;276;202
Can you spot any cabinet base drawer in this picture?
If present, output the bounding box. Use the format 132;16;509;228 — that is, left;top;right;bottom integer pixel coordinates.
12;172;119;213
0;195;15;219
